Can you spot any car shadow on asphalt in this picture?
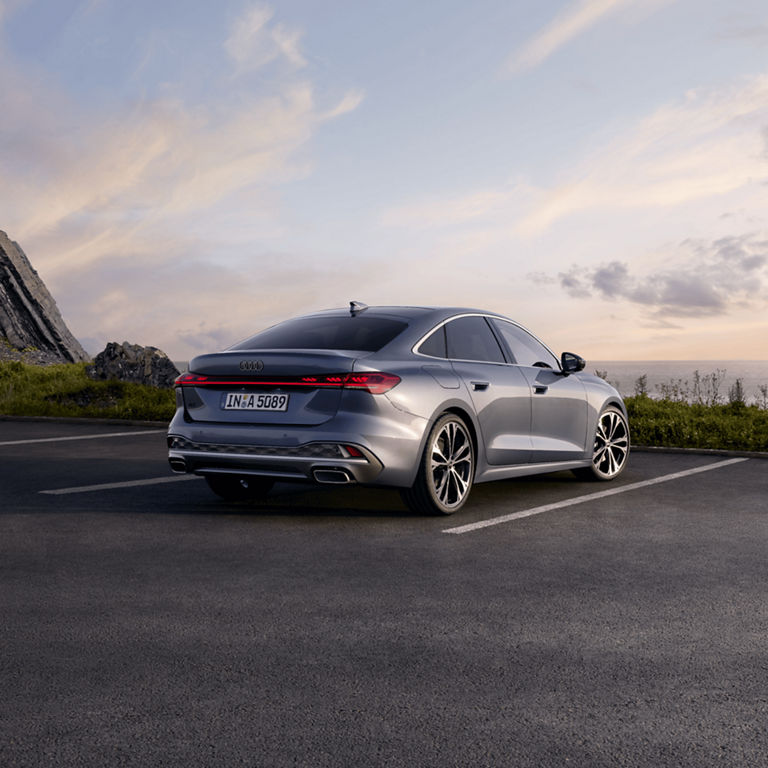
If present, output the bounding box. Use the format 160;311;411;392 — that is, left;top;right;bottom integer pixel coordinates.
196;483;411;518
183;470;594;519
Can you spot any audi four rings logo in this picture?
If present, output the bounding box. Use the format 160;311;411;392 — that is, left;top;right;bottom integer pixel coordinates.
239;360;264;372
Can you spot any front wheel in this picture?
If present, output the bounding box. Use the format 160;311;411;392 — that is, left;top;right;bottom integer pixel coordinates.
573;406;630;481
205;475;274;501
401;413;475;515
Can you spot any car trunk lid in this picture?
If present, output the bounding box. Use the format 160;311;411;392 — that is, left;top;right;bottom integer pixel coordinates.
178;350;364;426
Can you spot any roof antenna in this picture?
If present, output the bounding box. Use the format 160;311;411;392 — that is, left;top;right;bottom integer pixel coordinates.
349;301;368;316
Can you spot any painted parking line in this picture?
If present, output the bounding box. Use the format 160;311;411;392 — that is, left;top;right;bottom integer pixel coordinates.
443;457;748;535
0;430;166;447
40;475;203;495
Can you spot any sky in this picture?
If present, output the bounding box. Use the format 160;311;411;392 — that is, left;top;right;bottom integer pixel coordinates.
1;0;767;361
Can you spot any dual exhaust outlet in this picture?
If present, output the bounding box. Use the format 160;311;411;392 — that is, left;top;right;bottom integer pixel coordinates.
169;456;353;485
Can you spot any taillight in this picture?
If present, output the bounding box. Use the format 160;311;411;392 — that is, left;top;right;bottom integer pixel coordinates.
174;373;208;387
174;371;400;394
299;375;346;386
300;373;400;394
340;372;400;394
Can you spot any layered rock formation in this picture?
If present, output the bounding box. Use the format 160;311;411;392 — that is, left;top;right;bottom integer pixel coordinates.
0;230;89;363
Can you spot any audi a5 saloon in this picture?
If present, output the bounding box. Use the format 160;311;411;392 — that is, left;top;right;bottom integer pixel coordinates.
168;303;629;515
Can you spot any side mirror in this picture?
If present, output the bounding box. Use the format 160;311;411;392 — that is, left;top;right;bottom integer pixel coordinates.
561;352;586;374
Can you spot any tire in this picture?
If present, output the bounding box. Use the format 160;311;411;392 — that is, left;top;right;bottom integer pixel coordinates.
205;474;274;501
573;406;630;481
401;413;475;515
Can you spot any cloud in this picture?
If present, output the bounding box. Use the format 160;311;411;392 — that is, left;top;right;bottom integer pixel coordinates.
0;6;362;248
591;261;631;299
380;73;768;244
527;271;557;287
320;88;365;121
225;3;306;71
0;83;323;247
517;73;768;235
557;234;768;317
0;2;362;358
270;21;307;68
557;269;592;299
49;245;340;358
506;0;674;74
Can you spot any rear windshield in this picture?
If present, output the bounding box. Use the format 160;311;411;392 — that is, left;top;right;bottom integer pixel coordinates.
230;316;408;352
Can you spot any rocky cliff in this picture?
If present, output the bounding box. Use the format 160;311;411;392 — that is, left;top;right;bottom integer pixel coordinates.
0;230;89;363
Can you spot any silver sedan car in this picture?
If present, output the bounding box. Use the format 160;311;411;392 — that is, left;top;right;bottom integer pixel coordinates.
168;304;629;514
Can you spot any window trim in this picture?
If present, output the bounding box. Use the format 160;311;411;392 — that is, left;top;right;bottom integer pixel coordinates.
412;313;561;370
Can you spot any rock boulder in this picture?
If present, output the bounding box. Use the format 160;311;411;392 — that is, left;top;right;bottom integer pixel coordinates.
87;342;180;388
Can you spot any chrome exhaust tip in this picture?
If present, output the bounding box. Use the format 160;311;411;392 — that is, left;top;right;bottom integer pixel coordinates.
313;468;353;485
168;457;187;474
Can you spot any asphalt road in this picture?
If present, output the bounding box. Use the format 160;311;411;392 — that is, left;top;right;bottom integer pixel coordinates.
1;418;767;767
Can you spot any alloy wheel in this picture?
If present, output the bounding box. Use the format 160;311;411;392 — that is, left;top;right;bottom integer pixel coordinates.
401;413;475;515
591;408;629;479
429;418;474;510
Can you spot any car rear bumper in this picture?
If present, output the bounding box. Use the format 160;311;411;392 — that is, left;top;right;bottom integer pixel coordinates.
167;434;384;485
166;404;428;488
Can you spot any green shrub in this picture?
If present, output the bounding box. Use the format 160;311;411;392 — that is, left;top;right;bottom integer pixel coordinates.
625;395;768;452
0;361;175;421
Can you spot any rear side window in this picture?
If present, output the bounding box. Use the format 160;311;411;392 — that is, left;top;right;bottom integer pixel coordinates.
230;316;408;352
445;316;506;363
418;325;447;358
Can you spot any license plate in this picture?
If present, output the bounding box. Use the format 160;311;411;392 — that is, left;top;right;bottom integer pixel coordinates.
223;392;290;411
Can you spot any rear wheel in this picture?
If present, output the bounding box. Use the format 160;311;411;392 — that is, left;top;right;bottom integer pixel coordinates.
573;406;629;481
205;475;274;501
401;413;475;515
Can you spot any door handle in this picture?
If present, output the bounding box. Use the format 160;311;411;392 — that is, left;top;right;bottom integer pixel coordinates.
470;381;490;391
534;385;548;395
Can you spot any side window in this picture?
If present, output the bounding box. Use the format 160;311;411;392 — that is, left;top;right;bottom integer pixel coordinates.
418;325;447;358
445;316;506;363
491;319;558;369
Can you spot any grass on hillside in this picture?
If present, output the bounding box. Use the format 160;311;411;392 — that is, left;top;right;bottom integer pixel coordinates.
0;361;175;421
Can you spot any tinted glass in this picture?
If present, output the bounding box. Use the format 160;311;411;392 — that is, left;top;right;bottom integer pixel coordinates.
445;316;506;363
231;316;408;352
491;319;558;368
418;326;447;358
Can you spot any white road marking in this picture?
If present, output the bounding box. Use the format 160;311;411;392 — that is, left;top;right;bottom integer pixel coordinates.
0;429;166;447
40;475;202;495
443;457;749;535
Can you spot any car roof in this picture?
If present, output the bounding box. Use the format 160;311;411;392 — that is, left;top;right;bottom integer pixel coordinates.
303;305;507;322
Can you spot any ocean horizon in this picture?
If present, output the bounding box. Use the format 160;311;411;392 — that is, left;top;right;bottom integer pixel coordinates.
590;360;768;401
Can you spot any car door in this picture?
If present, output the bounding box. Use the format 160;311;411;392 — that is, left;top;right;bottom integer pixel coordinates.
441;316;533;465
489;319;589;463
